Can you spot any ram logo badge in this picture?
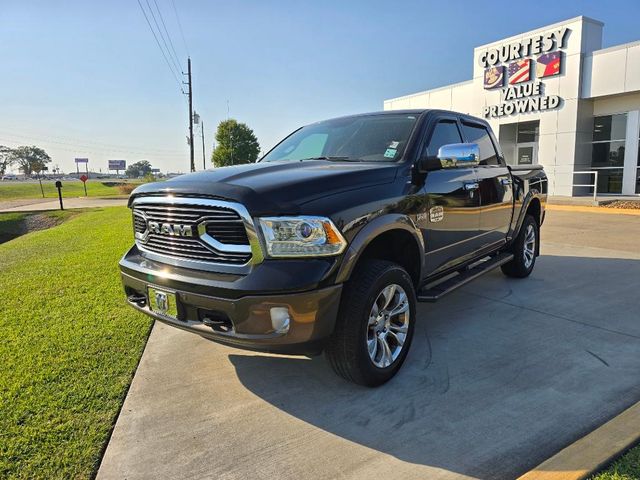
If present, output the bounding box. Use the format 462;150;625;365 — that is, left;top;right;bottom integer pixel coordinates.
429;206;444;223
148;221;193;237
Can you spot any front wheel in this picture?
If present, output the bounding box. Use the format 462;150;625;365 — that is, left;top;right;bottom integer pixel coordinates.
501;214;539;278
325;259;416;387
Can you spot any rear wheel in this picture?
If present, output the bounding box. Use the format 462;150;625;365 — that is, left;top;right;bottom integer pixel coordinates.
501;214;538;278
325;259;416;387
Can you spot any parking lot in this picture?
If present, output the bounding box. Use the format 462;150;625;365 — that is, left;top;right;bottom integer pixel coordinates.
97;209;640;480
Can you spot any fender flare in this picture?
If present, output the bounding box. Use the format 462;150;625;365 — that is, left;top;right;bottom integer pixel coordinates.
335;214;425;284
511;193;543;254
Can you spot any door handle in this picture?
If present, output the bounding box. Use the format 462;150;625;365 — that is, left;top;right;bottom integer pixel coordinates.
464;182;479;191
500;178;512;186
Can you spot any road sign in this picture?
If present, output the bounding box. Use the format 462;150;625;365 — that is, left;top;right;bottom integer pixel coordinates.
79;174;88;196
108;160;126;170
75;158;89;164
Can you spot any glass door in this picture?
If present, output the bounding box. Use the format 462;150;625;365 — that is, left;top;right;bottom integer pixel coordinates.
590;114;627;194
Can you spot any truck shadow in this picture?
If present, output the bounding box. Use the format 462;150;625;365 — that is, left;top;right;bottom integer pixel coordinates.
228;255;640;479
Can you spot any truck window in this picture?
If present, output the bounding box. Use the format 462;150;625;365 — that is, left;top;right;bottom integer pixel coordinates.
279;133;328;160
461;122;500;165
262;114;418;163
425;120;463;157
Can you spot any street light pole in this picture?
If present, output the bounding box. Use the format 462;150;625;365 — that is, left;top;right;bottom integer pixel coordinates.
201;121;206;170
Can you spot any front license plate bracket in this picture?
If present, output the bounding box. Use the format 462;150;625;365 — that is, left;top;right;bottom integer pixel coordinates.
147;287;179;320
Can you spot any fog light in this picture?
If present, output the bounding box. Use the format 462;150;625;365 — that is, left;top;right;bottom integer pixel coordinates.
270;307;290;334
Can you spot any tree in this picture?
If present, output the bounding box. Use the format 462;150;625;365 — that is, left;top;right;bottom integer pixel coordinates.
211;119;260;167
10;146;51;176
126;160;152;178
0;146;14;176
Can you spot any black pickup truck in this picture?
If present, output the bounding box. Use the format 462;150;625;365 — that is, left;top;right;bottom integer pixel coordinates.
120;109;547;386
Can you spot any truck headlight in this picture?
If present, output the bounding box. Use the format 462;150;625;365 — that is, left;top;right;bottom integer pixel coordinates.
257;216;347;257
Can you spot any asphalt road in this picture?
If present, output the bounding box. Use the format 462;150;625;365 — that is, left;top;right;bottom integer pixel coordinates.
97;210;640;480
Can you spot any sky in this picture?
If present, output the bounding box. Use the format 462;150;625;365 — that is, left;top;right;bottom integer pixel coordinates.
2;0;640;175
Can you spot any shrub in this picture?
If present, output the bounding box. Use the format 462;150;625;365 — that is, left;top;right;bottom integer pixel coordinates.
116;184;137;195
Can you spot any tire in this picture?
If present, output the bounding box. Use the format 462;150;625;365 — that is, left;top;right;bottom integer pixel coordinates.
501;214;538;278
325;259;416;387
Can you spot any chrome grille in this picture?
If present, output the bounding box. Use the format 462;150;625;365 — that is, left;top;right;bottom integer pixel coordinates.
133;213;147;234
133;200;252;265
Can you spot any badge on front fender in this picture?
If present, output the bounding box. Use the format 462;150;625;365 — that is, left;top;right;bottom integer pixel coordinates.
429;206;444;222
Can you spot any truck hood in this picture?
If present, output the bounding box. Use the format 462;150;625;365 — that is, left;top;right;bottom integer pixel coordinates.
130;160;398;215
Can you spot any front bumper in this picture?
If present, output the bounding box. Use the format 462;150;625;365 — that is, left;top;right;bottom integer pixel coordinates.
119;247;343;356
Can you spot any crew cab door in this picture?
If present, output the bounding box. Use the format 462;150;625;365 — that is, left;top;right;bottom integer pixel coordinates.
460;120;514;248
418;116;482;276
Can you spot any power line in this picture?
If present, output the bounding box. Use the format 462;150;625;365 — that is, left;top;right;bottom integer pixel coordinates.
0;138;178;160
144;0;182;75
0;131;183;158
136;0;184;93
152;0;182;72
0;127;184;154
171;0;189;56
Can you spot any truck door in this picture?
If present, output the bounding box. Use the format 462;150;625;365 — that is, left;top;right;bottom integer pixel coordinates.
418;117;482;276
460;121;513;248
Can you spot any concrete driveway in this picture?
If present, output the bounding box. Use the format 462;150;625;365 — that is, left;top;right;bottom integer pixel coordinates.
97;210;640;480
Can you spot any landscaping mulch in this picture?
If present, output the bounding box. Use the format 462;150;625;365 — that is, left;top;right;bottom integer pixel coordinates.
602;200;640;209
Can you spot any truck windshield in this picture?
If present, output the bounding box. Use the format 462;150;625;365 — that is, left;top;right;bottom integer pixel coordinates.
261;114;418;163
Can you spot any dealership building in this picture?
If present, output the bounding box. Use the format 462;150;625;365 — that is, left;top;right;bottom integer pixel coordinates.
384;16;640;197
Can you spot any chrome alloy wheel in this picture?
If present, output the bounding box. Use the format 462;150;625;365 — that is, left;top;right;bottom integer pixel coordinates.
366;284;410;368
523;224;536;269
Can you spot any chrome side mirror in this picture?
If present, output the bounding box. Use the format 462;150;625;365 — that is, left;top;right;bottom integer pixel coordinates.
437;143;480;168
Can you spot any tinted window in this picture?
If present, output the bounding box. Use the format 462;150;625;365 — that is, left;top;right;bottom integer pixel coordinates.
461;122;500;165
262;114;418;163
425;121;462;156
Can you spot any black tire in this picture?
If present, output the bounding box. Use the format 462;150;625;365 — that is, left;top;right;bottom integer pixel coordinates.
501;214;539;278
325;259;416;387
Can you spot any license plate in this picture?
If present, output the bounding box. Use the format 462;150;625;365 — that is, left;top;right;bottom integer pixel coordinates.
147;287;178;319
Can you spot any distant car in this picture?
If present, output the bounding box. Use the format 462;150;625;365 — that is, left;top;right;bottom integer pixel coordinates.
1;175;17;181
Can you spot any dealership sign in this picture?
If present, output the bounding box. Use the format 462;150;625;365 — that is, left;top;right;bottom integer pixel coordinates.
482;28;569;118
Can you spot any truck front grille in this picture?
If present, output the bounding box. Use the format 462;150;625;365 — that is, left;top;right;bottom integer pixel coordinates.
132;199;253;266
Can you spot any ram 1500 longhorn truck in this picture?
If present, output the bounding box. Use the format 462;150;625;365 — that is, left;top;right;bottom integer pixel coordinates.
120;109;547;386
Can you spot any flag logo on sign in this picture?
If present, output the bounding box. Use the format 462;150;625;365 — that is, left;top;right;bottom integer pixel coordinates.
508;59;531;84
536;52;562;78
484;66;504;89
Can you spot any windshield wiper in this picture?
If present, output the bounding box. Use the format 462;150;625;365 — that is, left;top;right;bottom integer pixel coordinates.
299;156;363;162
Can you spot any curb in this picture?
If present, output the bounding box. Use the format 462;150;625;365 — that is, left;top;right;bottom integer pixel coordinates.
546;204;640;216
517;401;640;480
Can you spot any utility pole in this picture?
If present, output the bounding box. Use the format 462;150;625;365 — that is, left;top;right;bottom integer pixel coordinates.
201;121;206;170
186;57;195;172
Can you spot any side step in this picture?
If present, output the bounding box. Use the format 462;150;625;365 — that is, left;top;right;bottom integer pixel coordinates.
417;252;514;302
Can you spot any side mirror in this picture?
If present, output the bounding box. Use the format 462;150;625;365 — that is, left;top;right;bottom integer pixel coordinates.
437;143;480;168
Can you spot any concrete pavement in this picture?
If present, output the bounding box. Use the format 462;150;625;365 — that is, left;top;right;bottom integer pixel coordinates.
0;196;128;212
97;211;640;480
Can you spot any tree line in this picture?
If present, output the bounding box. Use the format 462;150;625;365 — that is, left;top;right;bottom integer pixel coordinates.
0;146;52;176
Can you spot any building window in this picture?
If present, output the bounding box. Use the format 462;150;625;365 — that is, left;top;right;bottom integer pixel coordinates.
517;121;539;143
591;114;627;194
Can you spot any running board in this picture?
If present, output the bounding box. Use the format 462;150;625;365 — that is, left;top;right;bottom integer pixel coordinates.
417;252;514;302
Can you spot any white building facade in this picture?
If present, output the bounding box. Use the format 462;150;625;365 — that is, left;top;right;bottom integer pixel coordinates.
384;16;640;197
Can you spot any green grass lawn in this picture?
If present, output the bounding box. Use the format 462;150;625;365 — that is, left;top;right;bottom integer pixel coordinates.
0;180;141;201
591;445;640;480
0;207;151;479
